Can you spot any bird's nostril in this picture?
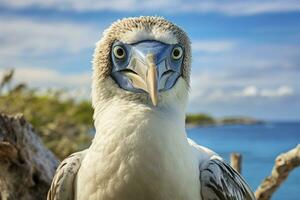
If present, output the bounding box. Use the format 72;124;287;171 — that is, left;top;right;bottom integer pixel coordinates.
161;70;173;78
121;69;138;75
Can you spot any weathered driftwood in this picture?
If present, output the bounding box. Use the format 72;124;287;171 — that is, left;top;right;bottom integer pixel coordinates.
0;113;59;200
255;144;300;200
231;153;242;173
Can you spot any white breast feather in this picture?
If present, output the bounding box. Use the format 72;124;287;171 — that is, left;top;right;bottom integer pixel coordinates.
75;78;202;200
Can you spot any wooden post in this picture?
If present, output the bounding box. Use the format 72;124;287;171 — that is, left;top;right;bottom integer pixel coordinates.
231;153;242;173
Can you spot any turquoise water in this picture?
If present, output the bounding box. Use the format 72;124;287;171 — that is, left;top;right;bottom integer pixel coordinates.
187;122;300;200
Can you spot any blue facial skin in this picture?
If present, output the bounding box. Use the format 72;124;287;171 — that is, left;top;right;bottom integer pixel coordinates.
111;40;184;93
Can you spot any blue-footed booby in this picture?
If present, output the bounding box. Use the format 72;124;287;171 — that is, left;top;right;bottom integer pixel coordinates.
48;16;256;200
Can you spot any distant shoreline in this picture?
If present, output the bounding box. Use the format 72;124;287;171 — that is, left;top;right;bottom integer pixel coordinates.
185;114;264;128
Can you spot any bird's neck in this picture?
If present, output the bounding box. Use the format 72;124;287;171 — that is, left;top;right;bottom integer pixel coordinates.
86;90;200;199
91;99;188;153
90;78;190;153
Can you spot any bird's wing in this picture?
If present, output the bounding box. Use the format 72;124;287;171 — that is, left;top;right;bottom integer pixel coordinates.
47;150;86;200
188;139;256;200
199;158;256;200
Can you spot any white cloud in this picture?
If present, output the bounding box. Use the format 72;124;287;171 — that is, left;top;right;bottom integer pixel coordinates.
192;42;300;76
260;86;294;97
237;85;294;98
242;86;257;97
1;0;300;15
14;67;91;87
0;67;92;98
192;40;236;53
0;16;101;60
189;61;298;105
0;66;92;99
190;82;294;103
189;1;300;16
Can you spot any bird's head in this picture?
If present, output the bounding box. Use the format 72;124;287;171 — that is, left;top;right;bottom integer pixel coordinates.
92;16;191;112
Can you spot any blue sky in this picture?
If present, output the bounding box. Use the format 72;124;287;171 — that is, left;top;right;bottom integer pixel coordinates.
0;0;300;120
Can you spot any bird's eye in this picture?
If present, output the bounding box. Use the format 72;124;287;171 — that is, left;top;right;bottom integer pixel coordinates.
113;45;126;59
171;46;183;60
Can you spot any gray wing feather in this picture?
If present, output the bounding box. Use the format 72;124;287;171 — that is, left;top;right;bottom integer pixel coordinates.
200;158;256;200
47;150;86;200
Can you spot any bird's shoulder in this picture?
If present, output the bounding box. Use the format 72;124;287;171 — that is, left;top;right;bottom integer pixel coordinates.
47;150;87;200
188;138;256;200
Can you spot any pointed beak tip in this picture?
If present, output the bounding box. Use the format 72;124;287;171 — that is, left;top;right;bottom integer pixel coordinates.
151;99;158;107
149;90;158;106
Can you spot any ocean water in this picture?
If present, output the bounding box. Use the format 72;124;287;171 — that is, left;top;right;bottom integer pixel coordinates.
187;122;300;200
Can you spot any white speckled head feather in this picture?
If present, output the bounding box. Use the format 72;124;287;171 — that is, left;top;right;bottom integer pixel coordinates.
91;16;191;114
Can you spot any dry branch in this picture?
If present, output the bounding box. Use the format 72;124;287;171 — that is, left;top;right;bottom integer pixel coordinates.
255;144;300;200
0;113;59;200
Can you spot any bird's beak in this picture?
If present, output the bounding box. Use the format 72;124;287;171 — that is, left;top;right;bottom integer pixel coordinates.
146;54;158;106
122;53;159;106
